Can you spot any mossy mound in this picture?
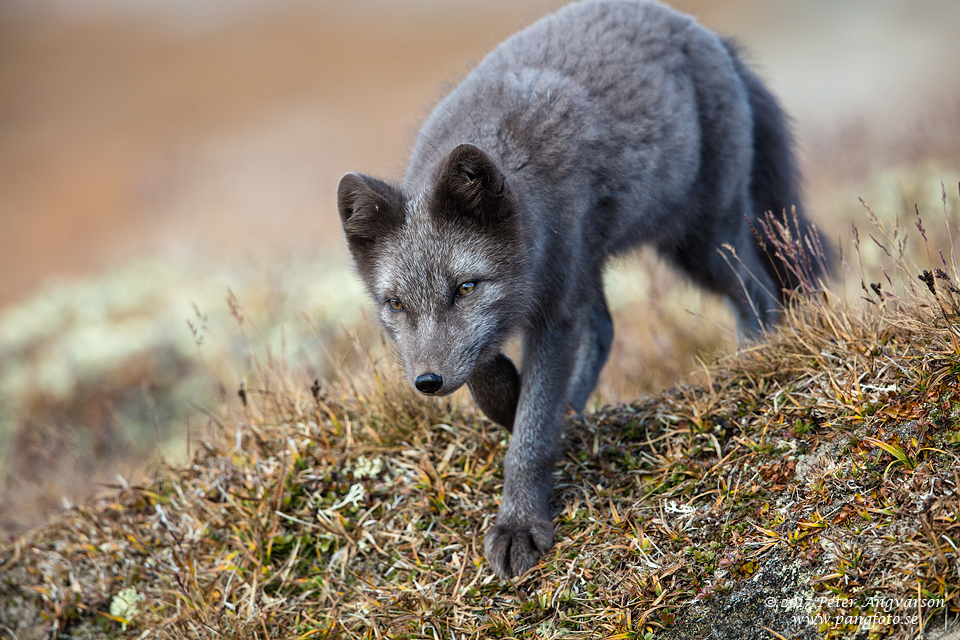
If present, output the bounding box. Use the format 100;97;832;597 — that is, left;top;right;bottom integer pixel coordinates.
3;256;960;639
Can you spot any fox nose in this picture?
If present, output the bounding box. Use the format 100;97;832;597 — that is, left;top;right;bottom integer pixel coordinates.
414;373;443;395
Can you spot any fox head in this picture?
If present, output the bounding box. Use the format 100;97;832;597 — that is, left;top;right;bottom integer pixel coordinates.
337;144;529;396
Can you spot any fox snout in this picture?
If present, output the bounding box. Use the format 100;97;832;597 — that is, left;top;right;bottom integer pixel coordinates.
400;326;483;397
405;356;474;397
414;373;443;395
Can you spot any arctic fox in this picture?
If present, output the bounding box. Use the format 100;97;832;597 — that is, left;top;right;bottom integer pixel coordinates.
337;0;825;578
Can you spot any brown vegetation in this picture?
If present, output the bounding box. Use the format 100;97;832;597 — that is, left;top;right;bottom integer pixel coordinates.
2;198;960;638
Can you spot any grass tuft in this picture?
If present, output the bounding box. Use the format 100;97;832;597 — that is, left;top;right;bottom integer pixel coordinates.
4;192;960;638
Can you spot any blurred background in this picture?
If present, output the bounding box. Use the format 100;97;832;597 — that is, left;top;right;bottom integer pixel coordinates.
1;0;959;537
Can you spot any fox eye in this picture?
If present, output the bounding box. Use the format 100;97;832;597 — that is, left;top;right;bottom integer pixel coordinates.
457;282;476;296
388;298;404;311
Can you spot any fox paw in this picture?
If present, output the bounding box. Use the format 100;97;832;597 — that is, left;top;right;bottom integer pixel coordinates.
484;518;553;578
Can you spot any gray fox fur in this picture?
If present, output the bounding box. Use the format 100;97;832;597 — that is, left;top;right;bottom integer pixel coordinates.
337;0;826;578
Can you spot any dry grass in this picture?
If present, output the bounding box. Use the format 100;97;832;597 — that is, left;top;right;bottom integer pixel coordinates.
3;191;960;639
0;256;366;537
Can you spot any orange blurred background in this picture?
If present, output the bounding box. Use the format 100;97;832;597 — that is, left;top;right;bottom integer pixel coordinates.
2;0;959;309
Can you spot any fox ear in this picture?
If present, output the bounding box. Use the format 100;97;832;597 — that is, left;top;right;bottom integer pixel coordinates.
433;144;515;226
337;173;405;255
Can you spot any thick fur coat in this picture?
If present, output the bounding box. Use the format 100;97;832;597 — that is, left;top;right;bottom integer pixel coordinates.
337;0;825;578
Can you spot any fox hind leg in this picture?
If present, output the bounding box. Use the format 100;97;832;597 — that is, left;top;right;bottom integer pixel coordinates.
662;210;781;338
718;229;781;337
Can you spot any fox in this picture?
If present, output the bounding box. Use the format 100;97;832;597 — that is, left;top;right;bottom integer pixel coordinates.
337;0;826;578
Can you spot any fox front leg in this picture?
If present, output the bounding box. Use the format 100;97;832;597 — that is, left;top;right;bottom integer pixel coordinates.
467;353;521;431
483;323;577;578
566;292;613;413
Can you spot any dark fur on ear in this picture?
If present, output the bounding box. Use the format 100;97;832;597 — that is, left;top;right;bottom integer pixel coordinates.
337;173;406;261
432;144;516;227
